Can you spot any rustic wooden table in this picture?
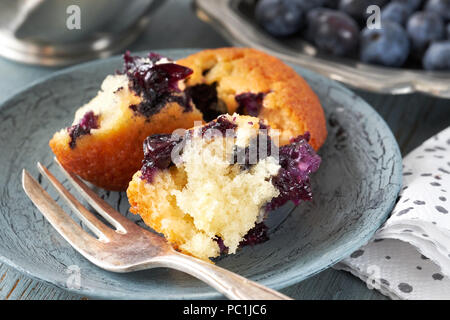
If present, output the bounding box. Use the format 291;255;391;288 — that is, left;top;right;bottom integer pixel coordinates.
0;0;448;300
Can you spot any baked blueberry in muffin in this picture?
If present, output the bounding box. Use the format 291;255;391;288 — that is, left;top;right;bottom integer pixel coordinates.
127;114;321;261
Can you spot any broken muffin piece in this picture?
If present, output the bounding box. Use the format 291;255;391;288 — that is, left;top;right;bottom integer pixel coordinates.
49;52;203;190
126;114;321;261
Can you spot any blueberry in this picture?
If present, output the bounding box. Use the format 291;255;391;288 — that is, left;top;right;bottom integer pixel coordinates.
67;111;99;149
425;0;450;21
141;133;183;183
185;83;222;122
123;52;193;117
423;41;450;70
407;11;445;56
267;133;321;211
381;2;412;25
339;0;389;23
235;92;267;117
240;223;269;246
306;8;360;56
255;0;304;37
392;0;423;11
199;115;237;136
360;21;410;67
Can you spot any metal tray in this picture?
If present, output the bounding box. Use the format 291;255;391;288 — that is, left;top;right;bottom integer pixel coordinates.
195;0;450;98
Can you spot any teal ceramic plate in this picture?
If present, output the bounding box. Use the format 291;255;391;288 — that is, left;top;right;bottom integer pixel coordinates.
0;49;402;299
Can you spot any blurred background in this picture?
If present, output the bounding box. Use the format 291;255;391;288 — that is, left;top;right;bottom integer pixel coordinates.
0;0;448;300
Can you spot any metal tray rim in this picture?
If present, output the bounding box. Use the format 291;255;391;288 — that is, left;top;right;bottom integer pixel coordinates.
195;0;450;99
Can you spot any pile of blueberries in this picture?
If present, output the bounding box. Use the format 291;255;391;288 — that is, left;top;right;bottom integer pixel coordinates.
255;0;450;70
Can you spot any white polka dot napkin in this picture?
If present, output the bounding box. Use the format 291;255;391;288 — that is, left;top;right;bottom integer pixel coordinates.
334;127;450;300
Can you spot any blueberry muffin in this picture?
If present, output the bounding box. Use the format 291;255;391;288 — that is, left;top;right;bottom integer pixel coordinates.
127;114;321;261
50;48;326;191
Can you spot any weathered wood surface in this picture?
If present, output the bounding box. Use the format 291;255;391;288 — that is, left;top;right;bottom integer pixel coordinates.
0;0;448;300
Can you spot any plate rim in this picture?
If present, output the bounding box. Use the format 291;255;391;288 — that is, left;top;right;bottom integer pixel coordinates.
0;48;402;299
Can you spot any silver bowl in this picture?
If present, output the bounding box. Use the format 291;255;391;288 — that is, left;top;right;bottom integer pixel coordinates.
195;0;450;98
0;0;165;66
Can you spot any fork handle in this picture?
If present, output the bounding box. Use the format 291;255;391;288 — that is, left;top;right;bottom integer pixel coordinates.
155;252;292;300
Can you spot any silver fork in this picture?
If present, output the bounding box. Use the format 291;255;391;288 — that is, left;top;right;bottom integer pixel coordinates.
21;160;291;300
